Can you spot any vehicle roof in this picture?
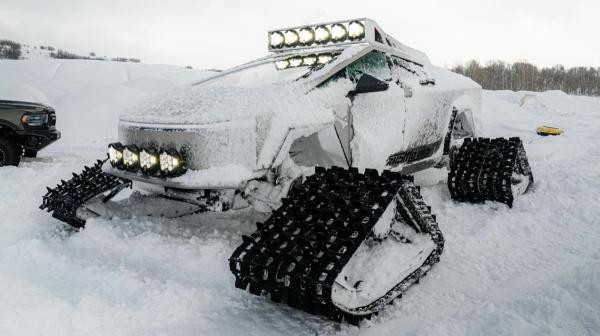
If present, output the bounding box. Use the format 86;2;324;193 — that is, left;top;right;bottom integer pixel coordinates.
193;18;432;90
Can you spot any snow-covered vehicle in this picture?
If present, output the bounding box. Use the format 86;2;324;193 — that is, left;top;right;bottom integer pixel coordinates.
40;19;533;323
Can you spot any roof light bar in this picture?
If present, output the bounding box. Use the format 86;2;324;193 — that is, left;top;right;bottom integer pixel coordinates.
273;52;339;70
267;18;432;68
268;19;366;52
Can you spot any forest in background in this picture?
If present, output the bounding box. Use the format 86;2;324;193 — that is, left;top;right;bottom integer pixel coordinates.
0;39;140;63
452;60;600;96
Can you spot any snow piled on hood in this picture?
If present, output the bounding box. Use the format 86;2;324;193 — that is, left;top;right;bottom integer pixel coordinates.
121;84;331;126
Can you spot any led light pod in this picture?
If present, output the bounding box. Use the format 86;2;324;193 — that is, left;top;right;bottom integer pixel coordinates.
298;27;315;45
317;53;334;64
314;26;331;44
330;23;348;42
140;147;159;174
159;149;185;176
284;30;299;47
275;59;290;70
302;54;318;66
269;31;285;49
108;143;124;167
288;56;303;67
123;145;140;171
347;21;365;40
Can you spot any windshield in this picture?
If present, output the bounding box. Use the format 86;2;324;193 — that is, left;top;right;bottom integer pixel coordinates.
195;60;312;88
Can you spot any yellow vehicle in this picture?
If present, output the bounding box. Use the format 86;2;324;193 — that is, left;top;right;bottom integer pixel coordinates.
536;126;563;136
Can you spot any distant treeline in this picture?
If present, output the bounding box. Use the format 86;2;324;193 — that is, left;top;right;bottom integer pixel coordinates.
0;39;140;63
452;60;600;96
0;40;21;59
51;49;140;63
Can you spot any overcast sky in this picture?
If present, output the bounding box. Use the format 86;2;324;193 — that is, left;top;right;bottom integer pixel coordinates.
1;0;599;69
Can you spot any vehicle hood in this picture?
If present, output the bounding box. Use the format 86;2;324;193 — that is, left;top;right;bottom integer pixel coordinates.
0;100;54;113
118;82;352;171
121;84;330;126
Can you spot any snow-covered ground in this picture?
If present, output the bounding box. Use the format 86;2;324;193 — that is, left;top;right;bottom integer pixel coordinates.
1;60;599;336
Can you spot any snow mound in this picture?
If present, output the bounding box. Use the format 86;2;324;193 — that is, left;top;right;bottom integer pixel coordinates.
0;78;50;105
0;59;215;142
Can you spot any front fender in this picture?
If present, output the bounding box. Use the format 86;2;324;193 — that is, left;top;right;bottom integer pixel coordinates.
258;120;335;170
452;91;483;137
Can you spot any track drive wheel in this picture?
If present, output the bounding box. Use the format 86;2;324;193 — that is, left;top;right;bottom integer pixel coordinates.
448;137;533;207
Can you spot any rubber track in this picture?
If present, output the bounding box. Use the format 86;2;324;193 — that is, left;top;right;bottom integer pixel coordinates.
447;137;534;207
40;159;127;228
229;166;444;324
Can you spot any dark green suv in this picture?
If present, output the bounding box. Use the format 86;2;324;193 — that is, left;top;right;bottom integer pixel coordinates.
0;100;61;166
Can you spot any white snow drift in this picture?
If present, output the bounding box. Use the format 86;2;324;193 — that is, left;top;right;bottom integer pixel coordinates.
0;59;599;336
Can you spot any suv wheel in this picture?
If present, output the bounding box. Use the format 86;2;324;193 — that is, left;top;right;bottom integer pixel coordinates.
0;137;21;167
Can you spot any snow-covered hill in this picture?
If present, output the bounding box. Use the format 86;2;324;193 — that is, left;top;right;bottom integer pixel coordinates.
16;44;54;60
0;60;599;336
14;43;141;63
0;59;213;143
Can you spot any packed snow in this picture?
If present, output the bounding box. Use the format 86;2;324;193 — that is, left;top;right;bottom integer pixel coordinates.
1;60;599;336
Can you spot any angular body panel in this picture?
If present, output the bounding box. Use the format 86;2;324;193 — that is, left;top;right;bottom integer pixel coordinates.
112;18;481;191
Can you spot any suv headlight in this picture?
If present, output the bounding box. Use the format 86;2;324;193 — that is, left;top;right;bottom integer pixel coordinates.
21;113;49;127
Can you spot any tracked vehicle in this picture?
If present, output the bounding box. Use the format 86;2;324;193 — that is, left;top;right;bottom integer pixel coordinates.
40;19;533;323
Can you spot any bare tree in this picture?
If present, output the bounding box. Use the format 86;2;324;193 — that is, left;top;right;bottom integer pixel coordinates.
452;60;600;96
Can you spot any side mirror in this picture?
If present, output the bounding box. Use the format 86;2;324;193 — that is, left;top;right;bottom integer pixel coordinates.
348;73;389;97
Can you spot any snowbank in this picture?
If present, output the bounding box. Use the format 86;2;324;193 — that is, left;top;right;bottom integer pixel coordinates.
0;59;599;336
0;78;50;105
0;59;214;143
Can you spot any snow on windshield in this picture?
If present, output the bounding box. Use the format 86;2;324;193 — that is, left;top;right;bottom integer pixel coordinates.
121;45;371;126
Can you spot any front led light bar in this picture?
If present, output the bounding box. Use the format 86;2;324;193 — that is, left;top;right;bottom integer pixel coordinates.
268;19;366;51
106;143;186;177
273;52;338;70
